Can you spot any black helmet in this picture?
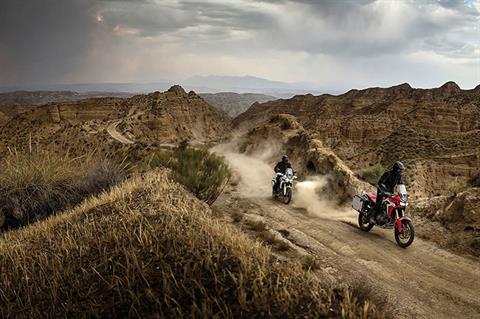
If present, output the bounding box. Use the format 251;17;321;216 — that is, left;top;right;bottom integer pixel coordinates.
282;155;289;162
393;161;405;172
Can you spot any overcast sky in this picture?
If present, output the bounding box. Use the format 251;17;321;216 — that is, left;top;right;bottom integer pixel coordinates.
1;0;479;90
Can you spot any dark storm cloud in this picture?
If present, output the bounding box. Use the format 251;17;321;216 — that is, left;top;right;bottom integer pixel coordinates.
0;0;99;86
99;1;193;36
0;0;478;87
97;0;275;37
436;0;479;14
94;0;474;58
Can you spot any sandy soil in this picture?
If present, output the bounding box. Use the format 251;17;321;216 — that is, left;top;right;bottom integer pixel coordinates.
213;144;480;319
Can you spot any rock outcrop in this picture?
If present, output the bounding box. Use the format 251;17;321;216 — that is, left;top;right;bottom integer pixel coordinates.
411;188;480;256
235;82;480;197
0;86;231;157
237;113;372;204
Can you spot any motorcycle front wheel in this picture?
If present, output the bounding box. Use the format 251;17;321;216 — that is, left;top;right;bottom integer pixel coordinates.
358;213;374;232
283;188;292;204
394;220;415;248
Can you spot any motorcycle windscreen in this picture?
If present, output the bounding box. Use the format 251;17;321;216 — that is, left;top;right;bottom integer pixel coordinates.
396;184;407;195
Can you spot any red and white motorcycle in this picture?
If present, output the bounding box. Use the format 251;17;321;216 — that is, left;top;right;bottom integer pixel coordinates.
352;184;414;248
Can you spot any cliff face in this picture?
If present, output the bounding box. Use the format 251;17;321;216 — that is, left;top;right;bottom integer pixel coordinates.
234;82;480;197
0;86;231;156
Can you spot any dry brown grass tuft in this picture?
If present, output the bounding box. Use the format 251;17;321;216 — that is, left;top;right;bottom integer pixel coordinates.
231;210;244;223
302;254;320;271
246;219;267;232
0;150;125;228
0;170;384;318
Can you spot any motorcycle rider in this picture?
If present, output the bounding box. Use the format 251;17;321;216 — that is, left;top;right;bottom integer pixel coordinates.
370;161;405;224
273;155;293;193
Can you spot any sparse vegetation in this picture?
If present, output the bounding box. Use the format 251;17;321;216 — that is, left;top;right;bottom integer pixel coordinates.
246;219;267;232
146;147;231;205
359;164;385;185
302;255;320;271
259;230;277;245
447;182;468;196
276;241;290;251
0;170;383;318
231;210;244;223
0;150;125;228
468;172;480;187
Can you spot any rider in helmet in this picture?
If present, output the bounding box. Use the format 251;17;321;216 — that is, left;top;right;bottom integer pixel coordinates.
371;161;405;224
273;155;293;193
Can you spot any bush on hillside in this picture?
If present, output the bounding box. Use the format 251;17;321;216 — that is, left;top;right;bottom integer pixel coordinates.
147;147;231;205
359;164;385;185
0;150;125;228
468;173;480;187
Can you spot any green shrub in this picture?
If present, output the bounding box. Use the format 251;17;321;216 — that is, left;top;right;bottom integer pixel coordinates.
0;150;125;228
359;164;385;185
147;147;231;205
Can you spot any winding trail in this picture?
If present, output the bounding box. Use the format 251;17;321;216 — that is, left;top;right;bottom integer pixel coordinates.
107;121;134;144
213;145;480;319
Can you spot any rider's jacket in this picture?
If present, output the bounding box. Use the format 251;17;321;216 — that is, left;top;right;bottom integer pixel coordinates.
377;170;403;193
274;161;292;174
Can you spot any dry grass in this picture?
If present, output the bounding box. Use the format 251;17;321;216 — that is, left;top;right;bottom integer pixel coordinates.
0;150;125;228
0;169;383;318
231;210;244;223
246;219;267;232
302;255;320;271
468;173;480;187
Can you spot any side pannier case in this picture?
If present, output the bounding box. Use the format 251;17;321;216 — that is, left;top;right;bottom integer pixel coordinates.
352;194;365;212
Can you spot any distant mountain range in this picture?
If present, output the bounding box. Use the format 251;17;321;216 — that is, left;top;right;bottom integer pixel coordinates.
183;75;338;97
0;90;133;106
0;75;340;98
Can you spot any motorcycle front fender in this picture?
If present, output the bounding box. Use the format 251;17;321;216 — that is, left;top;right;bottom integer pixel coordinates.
396;216;412;233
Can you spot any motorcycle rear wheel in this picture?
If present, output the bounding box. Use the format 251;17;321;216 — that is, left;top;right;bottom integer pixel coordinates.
358;213;374;232
394;220;414;248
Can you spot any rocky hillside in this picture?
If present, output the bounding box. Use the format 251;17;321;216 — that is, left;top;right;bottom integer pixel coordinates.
199;92;276;117
235;82;480;197
0;85;231;157
411;187;480;256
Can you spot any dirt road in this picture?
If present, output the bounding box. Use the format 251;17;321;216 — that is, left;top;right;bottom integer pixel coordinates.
213;145;480;319
107;121;134;144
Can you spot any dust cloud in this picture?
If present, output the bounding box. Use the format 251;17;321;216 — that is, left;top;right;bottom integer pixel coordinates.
212;142;356;221
294;176;356;221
